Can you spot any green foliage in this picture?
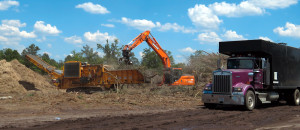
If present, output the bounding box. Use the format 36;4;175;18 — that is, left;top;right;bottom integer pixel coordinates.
97;39;121;64
172;63;186;68
189;50;205;59
141;47;174;69
128;52;140;65
65;45;103;64
184;50;228;84
21;44;40;56
81;45;103;64
20;44;43;73
65;50;86;62
0;48;21;62
0;50;3;59
27;93;35;97
41;53;63;69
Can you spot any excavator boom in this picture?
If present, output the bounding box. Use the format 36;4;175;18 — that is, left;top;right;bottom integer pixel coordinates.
120;31;195;86
122;30;171;68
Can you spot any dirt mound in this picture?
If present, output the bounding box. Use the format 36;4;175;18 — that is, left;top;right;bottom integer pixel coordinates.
0;59;55;94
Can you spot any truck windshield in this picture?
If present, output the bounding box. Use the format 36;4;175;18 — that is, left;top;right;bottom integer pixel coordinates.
227;59;254;69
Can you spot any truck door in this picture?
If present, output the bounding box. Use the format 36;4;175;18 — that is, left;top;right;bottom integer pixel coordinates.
254;59;263;89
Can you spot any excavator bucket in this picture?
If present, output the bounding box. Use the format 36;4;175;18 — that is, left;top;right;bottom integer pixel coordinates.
119;50;132;65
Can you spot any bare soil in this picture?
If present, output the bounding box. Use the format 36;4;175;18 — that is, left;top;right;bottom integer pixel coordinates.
2;101;300;130
1;60;300;130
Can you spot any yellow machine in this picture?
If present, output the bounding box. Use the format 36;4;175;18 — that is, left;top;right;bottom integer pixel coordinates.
26;54;144;89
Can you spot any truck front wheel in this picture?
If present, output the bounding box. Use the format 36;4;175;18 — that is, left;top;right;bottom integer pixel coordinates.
293;89;300;106
245;90;255;110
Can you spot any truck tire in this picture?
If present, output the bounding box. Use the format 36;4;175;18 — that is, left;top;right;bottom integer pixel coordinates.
292;89;300;106
245;90;255;111
204;103;216;109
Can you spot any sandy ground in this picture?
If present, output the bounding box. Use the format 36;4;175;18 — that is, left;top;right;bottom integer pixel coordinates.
0;87;201;129
1;60;299;130
1;92;300;130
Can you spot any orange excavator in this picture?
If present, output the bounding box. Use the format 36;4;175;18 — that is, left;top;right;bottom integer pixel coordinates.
120;30;195;86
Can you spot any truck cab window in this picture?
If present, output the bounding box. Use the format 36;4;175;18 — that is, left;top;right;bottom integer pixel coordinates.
227;59;254;69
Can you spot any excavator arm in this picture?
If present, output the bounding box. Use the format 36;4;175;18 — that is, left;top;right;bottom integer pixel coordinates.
121;30;171;68
120;30;195;86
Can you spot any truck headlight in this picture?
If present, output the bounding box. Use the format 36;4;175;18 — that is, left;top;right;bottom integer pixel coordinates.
248;72;254;76
233;87;243;92
204;84;212;91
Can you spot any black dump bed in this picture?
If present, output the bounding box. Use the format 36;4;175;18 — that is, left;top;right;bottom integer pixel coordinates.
219;39;300;89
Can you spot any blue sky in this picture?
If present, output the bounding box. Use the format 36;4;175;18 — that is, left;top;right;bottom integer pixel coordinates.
0;0;300;63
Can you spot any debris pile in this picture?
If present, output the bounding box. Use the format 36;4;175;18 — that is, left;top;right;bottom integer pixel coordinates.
0;60;54;94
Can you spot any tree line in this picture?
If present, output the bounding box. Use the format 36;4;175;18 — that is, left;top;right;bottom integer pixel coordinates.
0;38;209;75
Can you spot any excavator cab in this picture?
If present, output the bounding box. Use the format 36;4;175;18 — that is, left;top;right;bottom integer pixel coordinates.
164;68;183;84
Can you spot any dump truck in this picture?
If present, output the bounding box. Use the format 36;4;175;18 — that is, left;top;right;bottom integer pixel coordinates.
26;54;145;89
202;39;300;110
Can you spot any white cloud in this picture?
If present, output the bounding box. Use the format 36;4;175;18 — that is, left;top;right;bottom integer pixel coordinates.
158;23;197;33
2;20;26;27
47;43;52;48
0;36;25;53
174;55;188;64
0;35;8;41
76;2;109;14
120;17;160;31
64;35;83;44
43;51;51;56
0;0;19;10
19;31;36;38
139;51;144;58
36;36;46;42
188;0;297;29
209;1;264;17
249;0;298;9
176;55;183;58
119;17;196;33
84;30;117;44
98;51;105;57
34;21;61;35
259;36;273;41
188;4;222;29
0;19;37;53
273;22;300;38
0;20;36;38
55;55;61;59
180;47;196;53
101;23;115;28
197;32;222;44
222;30;246;40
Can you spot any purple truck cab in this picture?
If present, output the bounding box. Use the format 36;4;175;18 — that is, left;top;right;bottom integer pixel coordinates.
203;40;300;110
202;57;262;110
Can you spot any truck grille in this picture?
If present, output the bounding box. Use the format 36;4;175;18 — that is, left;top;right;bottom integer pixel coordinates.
212;71;232;94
